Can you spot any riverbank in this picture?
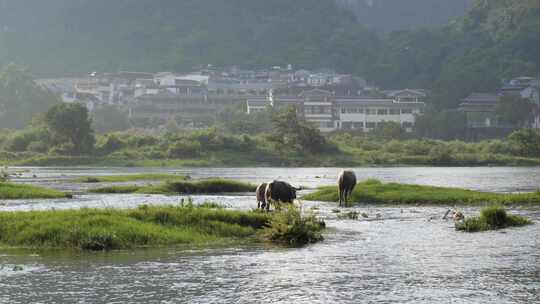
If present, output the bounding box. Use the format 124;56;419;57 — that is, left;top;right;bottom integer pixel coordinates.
2;150;540;168
302;180;540;205
89;179;256;194
0;204;324;251
0;182;70;199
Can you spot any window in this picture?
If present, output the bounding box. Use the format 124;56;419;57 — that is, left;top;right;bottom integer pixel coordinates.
341;108;346;114
357;109;365;114
366;122;376;128
389;109;400;115
401;109;413;114
365;109;376;115
377;109;388;115
353;122;364;129
342;122;352;129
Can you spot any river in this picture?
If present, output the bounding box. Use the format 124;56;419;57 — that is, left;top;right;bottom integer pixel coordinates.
1;167;539;303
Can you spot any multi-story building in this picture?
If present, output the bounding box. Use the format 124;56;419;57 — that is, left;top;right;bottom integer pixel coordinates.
247;89;425;132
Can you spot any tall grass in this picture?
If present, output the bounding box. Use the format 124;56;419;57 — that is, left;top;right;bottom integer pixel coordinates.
302;180;540;206
262;206;325;246
0;204;326;250
89;178;256;194
0;205;271;251
0;182;70;199
75;173;187;183
456;205;533;232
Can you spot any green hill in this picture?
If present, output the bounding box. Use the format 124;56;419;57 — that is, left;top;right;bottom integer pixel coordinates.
0;0;538;110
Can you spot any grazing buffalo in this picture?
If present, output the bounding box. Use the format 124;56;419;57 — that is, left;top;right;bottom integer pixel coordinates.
264;180;299;211
338;170;357;207
256;182;268;210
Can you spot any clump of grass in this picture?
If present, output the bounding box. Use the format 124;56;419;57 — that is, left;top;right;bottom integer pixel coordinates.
89;178;256;195
262;206;325;247
456;205;533;232
89;185;142;194
0;182;70;199
303;180;540;206
75;173;187;183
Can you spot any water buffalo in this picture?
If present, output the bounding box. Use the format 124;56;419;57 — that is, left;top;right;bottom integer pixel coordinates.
264;180;299;211
338;170;357;207
255;182;268;210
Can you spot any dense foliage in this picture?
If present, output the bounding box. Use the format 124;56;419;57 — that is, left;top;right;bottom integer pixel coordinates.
0;64;60;128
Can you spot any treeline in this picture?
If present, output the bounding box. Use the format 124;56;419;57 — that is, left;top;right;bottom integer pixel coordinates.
1;0;538;110
2;101;540;167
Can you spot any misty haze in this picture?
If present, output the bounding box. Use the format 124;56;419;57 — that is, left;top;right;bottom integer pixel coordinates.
0;1;539;303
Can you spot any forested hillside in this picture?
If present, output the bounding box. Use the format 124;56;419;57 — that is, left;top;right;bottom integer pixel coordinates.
0;0;539;110
0;0;379;76
336;0;472;31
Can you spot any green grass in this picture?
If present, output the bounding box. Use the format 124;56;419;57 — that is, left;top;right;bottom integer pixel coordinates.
89;178;257;194
75;173;187;183
0;204;325;250
0;182;71;199
303;179;540;206
455;205;533;232
261;206;325;246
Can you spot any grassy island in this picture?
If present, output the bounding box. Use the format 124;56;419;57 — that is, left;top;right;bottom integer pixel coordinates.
75;173;188;183
89;178;256;195
0;182;71;199
302;179;540;206
0;204;325;251
456;205;533;232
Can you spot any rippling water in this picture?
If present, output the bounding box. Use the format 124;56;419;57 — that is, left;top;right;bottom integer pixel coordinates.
1;167;540;303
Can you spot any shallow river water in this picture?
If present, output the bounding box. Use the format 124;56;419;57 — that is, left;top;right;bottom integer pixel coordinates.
1;167;539;303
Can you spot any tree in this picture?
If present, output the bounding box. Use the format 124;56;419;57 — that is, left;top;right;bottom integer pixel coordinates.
92;105;131;133
45;103;95;155
270;106;331;154
371;121;406;140
508;128;540;157
0;64;60;129
496;95;535;127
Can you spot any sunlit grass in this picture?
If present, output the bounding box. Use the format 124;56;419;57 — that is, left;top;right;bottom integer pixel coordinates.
75;173;187;183
89;178;256;194
0;204;325;250
303;179;540;205
0;182;70;199
455;205;533;232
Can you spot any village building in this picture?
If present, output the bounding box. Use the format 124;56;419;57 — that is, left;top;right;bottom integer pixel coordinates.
458;93;502;128
247;89;425;133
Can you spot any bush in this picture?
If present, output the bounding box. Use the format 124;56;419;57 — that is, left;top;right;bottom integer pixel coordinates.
27;141;49;153
96;134;126;156
262;206;325;246
167;139;201;158
456;205;533;232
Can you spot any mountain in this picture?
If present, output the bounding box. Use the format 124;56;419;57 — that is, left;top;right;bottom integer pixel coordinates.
0;0;379;76
336;0;472;31
0;0;538;110
372;0;540;107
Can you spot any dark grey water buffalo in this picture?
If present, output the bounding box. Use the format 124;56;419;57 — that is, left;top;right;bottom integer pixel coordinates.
264;180;299;211
338;170;357;207
256;182;268;210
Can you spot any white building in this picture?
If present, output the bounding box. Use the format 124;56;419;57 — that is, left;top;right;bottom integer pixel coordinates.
247;89;425;133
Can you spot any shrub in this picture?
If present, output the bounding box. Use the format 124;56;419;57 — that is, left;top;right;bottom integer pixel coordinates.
456;205;533;232
262;206;325;246
167;139;201;158
96;134;126;156
27;141;49;153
